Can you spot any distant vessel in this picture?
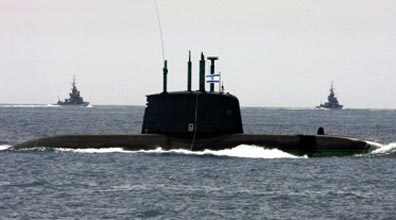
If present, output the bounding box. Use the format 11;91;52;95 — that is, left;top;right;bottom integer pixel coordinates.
317;82;343;110
57;76;90;107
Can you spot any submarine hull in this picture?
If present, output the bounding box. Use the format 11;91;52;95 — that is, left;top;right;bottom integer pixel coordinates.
12;134;378;157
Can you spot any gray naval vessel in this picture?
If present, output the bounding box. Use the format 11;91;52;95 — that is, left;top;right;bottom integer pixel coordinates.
57;76;90;107
14;52;379;157
317;82;343;110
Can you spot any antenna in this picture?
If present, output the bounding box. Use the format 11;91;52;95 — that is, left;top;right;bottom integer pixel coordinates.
154;0;166;61
72;75;76;87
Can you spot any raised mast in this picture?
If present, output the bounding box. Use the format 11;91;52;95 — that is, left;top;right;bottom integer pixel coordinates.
207;56;219;92
162;60;168;93
199;52;205;92
187;51;192;91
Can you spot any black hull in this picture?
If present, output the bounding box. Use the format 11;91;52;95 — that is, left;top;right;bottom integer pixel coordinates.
12;134;378;157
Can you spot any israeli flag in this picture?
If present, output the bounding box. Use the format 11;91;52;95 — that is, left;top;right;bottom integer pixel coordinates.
206;73;221;83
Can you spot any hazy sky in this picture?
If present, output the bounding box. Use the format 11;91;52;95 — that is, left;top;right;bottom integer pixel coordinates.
1;0;396;108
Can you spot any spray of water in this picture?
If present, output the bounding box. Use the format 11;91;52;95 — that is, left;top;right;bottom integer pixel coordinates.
9;141;396;157
371;142;396;154
0;145;12;151
0;104;61;108
56;145;304;159
58;147;127;154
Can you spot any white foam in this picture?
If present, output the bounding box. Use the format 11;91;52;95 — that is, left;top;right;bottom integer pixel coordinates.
149;145;302;158
57;145;303;159
0;104;60;108
57;147;126;153
0;145;12;151
371;142;396;154
46;104;62;108
365;140;384;149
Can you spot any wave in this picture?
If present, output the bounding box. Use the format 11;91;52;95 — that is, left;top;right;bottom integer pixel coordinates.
0;145;12;151
0;104;61;108
56;145;304;159
58;147;126;153
12;142;396;157
370;142;396;155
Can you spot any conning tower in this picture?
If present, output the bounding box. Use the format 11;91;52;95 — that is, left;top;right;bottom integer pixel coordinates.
142;52;243;138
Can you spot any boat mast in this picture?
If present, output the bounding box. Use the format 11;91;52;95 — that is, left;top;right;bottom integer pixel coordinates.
72;75;76;88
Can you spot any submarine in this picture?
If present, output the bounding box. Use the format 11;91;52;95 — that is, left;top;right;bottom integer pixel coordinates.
13;52;379;157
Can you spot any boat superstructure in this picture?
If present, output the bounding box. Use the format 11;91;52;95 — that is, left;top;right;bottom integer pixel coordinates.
317;82;343;110
57;76;90;107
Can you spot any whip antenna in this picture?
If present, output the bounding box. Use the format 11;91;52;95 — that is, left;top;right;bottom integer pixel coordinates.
154;0;166;61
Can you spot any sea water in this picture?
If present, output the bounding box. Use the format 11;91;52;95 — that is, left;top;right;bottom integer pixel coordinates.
1;105;396;219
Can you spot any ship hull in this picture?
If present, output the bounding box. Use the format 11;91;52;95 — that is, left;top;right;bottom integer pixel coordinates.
12;134;378;157
56;102;90;107
316;106;343;110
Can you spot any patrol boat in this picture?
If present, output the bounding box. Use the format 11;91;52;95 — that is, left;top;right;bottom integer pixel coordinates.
14;52;378;157
317;82;343;110
57;76;90;107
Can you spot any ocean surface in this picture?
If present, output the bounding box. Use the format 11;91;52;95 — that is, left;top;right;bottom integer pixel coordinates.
1;105;396;219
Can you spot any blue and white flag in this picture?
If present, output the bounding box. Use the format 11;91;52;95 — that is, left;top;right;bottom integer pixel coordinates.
206;72;221;83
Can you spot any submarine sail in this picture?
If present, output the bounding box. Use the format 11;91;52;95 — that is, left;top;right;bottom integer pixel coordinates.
142;52;243;138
